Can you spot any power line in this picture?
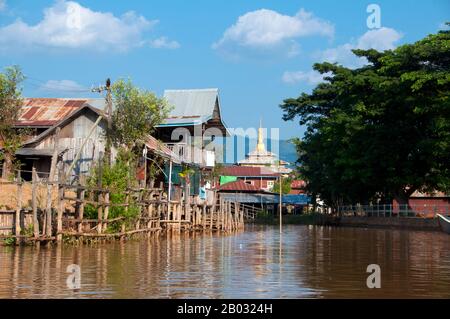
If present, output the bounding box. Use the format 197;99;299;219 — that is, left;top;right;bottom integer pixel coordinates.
23;75;104;94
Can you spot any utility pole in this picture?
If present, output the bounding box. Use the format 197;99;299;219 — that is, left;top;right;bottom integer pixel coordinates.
279;173;282;234
105;79;112;167
93;78;113;166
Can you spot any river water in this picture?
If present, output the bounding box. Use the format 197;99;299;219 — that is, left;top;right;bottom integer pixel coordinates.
1;225;449;299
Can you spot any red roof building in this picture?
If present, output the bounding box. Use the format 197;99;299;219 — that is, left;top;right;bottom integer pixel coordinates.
222;165;279;177
290;180;306;195
220;165;279;192
217;180;266;193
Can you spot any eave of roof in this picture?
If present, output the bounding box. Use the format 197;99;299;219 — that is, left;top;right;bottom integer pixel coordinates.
144;135;181;164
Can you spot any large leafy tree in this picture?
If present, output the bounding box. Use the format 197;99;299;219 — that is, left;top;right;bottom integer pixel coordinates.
0;66;26;179
111;78;171;151
281;27;450;208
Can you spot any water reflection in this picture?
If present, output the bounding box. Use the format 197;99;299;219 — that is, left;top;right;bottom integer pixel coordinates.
0;225;449;298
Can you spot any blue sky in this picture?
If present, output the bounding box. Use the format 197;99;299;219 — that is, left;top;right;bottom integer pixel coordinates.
0;0;448;139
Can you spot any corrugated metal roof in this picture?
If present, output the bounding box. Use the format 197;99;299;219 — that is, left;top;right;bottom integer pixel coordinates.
222;166;279;177
22;105;105;147
145;135;181;163
158;89;219;127
220;193;311;204
17;98;89;127
291;180;306;189
16;98;107;127
218;180;262;192
164;89;218;117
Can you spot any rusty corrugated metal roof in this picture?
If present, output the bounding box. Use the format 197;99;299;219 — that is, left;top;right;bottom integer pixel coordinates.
16;98;89;127
291;180;306;189
217;180;263;192
222;166;279;177
145;135;181;163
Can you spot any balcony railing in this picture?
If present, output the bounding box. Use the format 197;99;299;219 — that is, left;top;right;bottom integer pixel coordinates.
165;143;215;167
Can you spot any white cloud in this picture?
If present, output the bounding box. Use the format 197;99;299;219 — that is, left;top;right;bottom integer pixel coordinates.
283;27;403;86
357;27;402;51
148;37;180;49
39;80;87;92
0;1;177;52
282;70;331;85
212;8;334;58
439;22;450;30
318;27;402;68
0;0;6;12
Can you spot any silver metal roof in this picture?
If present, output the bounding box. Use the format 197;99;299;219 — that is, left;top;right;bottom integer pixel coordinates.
164;88;218;117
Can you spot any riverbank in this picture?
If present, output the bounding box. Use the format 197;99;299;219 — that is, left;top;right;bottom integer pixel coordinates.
254;213;442;231
339;216;440;231
253;213;339;226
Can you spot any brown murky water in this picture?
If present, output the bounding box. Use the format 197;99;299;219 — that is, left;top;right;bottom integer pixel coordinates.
1;225;449;298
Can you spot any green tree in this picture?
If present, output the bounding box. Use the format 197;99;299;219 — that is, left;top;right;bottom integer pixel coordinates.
0;66;26;179
111;78;171;152
272;177;292;195
281;26;450;208
86;148;140;232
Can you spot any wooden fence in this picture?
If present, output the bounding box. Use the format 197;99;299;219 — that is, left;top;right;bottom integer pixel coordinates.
0;168;245;245
338;204;450;218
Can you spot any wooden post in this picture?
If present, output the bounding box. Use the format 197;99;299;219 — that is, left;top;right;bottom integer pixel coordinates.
192;205;196;229
97;152;104;234
177;204;182;231
97;191;103;234
45;181;52;237
202;203;207;230
210;207;214;230
185;179;190;226
15;170;22;237
46;127;60;237
147;190;153;229
135;189;141;231
32;167;39;238
77;178;86;233
104;190;110;231
56;163;65;242
210;192;216;230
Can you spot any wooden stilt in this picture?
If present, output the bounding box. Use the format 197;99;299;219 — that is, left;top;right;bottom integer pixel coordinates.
56;164;65;242
32;167;39;238
77;177;86;233
15;170;22;238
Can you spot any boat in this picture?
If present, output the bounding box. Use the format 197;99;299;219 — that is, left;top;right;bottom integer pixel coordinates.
437;214;450;234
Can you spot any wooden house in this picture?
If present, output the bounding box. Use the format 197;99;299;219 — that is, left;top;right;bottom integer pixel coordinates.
11;98;178;182
154;88;229;199
155;88;228;167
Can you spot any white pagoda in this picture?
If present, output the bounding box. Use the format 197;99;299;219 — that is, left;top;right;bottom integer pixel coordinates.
238;121;292;175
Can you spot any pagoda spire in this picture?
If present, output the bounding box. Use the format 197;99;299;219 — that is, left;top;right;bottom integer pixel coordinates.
256;117;266;152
